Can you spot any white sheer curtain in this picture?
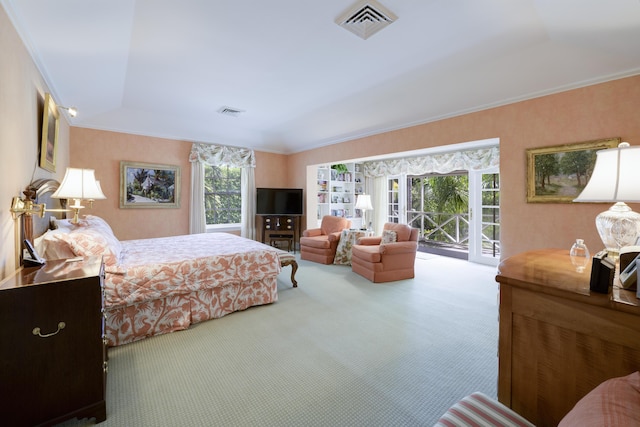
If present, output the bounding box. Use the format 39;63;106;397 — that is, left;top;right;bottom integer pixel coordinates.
190;160;206;234
188;143;256;238
370;176;387;235
241;167;256;240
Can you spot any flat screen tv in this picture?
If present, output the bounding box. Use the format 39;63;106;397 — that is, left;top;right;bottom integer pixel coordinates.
256;188;303;216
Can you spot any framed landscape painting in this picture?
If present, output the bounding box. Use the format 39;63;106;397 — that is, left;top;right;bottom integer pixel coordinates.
526;137;620;203
120;161;180;208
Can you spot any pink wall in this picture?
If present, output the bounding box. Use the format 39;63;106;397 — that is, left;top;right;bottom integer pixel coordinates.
287;76;640;259
70;128;192;240
70;128;290;240
71;75;640;259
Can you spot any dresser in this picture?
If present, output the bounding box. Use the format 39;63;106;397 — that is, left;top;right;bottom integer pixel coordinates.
0;257;107;426
496;249;640;427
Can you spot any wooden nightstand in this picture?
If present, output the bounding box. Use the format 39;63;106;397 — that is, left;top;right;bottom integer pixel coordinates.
0;257;107;426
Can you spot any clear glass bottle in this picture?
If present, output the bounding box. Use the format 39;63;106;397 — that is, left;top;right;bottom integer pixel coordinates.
570;239;590;272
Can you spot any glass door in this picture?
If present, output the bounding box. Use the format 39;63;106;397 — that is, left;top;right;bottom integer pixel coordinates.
387;176;406;224
468;168;500;265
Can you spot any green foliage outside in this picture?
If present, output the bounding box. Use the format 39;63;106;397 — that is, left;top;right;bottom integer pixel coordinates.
204;165;242;225
409;174;469;244
409;173;499;252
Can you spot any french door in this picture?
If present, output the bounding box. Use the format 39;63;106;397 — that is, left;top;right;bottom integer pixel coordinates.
468;168;500;265
393;168;500;265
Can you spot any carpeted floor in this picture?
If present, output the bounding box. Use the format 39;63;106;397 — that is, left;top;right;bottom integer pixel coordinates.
58;254;499;427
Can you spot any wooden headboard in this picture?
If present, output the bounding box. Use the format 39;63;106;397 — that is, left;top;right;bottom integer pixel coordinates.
19;178;67;249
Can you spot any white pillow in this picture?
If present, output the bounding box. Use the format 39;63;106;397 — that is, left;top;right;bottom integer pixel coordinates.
34;229;76;260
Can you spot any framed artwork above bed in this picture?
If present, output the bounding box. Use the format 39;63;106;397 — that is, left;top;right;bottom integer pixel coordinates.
120;161;180;208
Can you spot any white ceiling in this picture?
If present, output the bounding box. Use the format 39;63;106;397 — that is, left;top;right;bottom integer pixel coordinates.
3;0;640;154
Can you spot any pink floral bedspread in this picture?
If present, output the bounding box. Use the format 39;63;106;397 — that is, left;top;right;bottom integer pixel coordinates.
104;233;281;346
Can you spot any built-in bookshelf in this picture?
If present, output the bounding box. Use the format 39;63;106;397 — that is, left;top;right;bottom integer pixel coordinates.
316;162;364;228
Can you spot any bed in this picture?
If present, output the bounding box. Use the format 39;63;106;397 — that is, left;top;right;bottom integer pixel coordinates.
25;180;296;347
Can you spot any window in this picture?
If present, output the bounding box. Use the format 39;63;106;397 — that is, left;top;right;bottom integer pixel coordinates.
204;164;242;226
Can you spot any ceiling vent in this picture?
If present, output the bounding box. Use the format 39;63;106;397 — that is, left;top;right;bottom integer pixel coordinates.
218;106;245;117
336;0;397;40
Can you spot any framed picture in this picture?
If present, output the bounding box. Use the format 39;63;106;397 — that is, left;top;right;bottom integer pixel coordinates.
39;93;59;172
120;161;180;208
526;137;620;203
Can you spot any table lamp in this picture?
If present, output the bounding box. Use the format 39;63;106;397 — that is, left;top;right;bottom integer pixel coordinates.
355;194;373;230
52;168;106;223
574;142;640;259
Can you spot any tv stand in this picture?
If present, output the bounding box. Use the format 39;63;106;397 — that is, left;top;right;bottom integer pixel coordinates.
259;215;299;253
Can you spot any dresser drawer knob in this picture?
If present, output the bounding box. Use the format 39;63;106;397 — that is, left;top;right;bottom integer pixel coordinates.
32;321;66;338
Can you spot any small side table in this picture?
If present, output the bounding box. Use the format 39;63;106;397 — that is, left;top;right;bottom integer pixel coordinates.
270;234;293;252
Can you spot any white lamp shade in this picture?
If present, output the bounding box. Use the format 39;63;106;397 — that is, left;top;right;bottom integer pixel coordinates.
52;168;106;200
355;194;373;210
574;144;640;203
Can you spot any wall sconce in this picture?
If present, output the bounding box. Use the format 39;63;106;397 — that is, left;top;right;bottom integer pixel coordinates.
355;194;373;231
58;106;77;117
52;168;106;223
574;142;640;258
10;168;106;224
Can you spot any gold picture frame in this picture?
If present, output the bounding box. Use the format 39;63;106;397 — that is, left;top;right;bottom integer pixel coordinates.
120;161;180;208
39;93;59;172
526;137;620;203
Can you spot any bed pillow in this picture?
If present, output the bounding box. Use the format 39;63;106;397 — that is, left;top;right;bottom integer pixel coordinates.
558;371;640;427
53;215;115;234
381;230;397;244
34;229;76;260
52;218;76;231
58;227;122;266
45;215;122;265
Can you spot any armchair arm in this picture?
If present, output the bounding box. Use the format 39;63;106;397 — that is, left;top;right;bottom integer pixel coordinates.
303;228;322;237
327;231;343;242
380;241;418;255
356;236;382;246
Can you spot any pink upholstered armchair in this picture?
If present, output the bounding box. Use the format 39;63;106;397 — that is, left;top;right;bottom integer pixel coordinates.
300;215;351;264
351;223;419;283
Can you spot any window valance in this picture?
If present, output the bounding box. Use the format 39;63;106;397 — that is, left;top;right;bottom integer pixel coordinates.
189;143;255;168
363;146;499;177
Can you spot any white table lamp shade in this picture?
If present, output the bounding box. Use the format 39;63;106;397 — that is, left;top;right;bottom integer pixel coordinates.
52;168;106;201
355;194;373;211
574;144;640;203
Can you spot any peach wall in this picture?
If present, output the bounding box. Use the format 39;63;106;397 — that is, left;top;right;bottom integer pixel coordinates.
70;128;192;240
70;128;290;241
70;76;640;259
0;6;70;279
255;151;289;186
288;76;640;259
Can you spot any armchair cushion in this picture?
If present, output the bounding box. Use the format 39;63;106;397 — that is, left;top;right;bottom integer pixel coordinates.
356;236;382;246
320;215;350;236
302;228;322;238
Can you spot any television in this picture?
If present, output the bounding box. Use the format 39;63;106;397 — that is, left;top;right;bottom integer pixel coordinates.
256;188;303;216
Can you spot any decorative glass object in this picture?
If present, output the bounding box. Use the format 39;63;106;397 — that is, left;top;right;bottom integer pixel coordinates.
570;239;590;273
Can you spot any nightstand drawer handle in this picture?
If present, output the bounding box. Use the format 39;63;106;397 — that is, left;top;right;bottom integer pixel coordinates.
32;322;66;338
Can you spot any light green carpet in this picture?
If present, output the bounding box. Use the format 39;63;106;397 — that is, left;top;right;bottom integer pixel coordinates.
58;254;498;427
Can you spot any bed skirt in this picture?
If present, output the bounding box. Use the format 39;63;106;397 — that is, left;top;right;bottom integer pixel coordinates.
105;276;278;346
